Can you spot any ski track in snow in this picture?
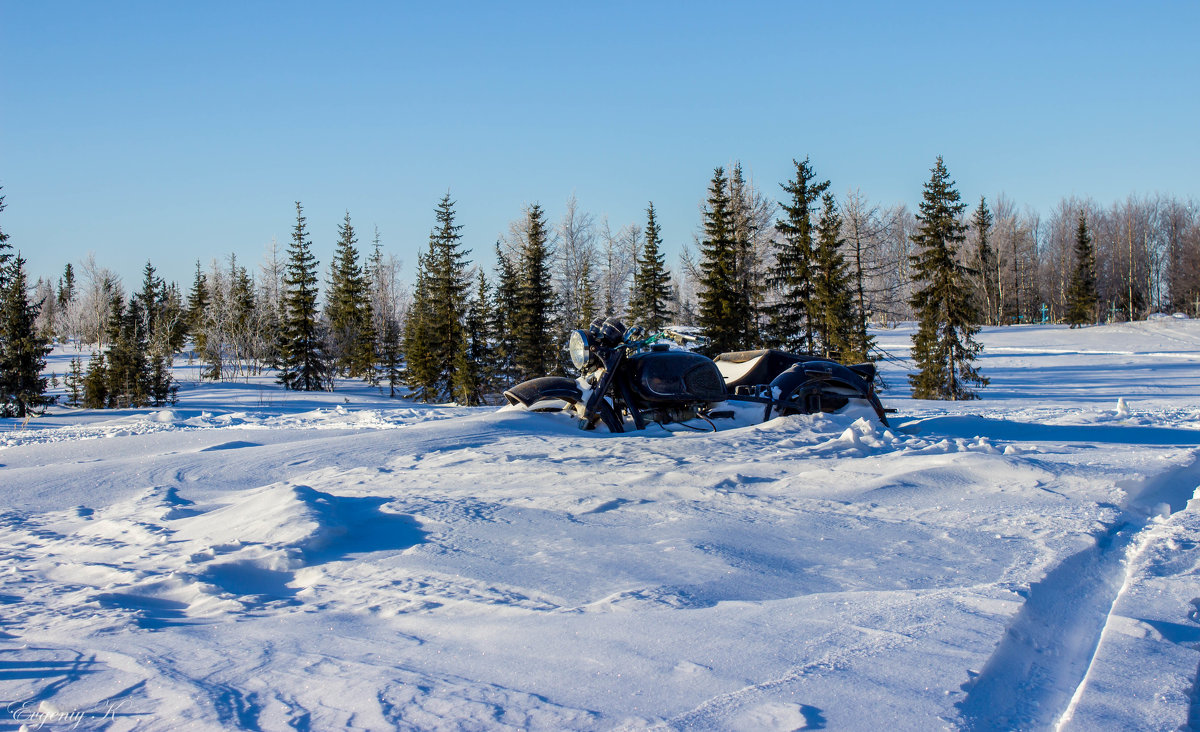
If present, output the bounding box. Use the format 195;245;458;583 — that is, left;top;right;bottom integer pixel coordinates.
5;322;1200;729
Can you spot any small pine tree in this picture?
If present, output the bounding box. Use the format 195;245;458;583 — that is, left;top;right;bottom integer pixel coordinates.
908;157;988;400
186;261;209;359
811;193;856;360
403;242;440;400
452;271;494;405
0;256;54;417
766;158;830;353
513;204;557;381
82;351;108;409
697;167;748;354
65;357;84;407
629;202;673;332
1065;212;1099;328
380;317;403;398
491;244;521;387
325;211;376;379
971;197;998;326
277;202;327;391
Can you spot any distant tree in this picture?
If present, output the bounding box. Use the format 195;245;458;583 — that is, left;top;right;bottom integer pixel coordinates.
379;316;403;398
971;197;999;325
325;211;376;379
57;262;75;310
491;244;520;386
513;204;557;380
403;241;440;400
766;158;830;352
186;260;209;358
452;271;494;405
103;295;152;408
908;157;988;400
628;202;673;331
404;194;472;401
812;193;857;360
697;167;751;354
277;202;327;390
64;357;84;407
1065;212;1099;327
82;351;108;409
0;255;54;417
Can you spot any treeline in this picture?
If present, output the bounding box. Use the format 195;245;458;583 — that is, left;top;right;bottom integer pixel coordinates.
2;157;1199;416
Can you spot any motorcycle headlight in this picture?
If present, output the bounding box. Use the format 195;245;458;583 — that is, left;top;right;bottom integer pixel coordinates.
568;329;592;370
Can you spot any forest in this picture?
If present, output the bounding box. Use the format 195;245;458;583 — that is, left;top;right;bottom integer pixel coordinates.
1;156;1198;416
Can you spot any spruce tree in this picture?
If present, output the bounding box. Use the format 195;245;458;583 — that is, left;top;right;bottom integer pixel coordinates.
452;270;496;405
1065;212;1099;327
379;317;403;398
65;357;84;407
104;296;153;408
696;168;747;354
811;193;856;360
186;261;209;360
58;262;75;310
403;195;472;401
403;242;440;400
908;157;988;400
325;211;376;379
0;256;54;417
277;202;327;390
728;163;762;345
428;194;471;396
82;351;108;409
514;204;557;380
766;158;830;353
629;202;673;332
971;197;998;326
491;244;520;387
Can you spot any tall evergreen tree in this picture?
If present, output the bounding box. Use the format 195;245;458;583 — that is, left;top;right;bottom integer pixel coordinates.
104;296;153;408
277;202;327;390
728;163;763;344
82;351;109;409
766;158;830;352
186;260;209;359
629;202;673;331
811;193;857;360
697;167;750;354
452;271;494;406
404;195;472;401
971;197;998;326
1065;212;1099;327
908;157;988;400
325;211;376;379
58;263;75;310
0;256;53;417
403;241;440;400
513;204;557;380
491;244;521;387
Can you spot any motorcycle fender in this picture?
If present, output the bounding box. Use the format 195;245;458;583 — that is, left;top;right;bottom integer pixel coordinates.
503;377;584;408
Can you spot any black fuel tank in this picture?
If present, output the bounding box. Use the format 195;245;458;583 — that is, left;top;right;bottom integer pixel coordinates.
628;351;727;403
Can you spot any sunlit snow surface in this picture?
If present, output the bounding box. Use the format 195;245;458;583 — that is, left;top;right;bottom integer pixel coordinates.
3;321;1200;730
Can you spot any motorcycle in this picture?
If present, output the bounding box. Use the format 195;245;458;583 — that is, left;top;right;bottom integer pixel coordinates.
503;316;890;432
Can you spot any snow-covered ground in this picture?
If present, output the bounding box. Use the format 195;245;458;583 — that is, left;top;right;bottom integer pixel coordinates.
3;321;1200;730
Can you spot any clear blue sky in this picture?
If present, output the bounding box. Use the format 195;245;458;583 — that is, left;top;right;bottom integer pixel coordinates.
2;1;1197;289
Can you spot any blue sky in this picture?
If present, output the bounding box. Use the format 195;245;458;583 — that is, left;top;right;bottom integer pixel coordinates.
2;1;1197;289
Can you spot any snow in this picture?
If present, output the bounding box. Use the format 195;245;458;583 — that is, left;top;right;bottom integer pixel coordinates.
3;322;1200;730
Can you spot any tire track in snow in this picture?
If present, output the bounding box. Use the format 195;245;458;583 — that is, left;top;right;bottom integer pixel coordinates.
957;452;1200;730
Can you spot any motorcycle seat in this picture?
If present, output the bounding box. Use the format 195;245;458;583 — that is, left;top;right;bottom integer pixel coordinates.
714;348;821;389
